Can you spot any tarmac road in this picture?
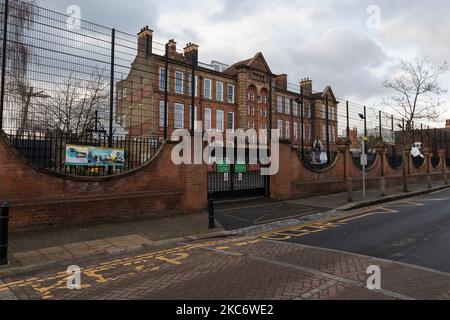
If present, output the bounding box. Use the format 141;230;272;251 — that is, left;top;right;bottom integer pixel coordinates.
280;188;450;273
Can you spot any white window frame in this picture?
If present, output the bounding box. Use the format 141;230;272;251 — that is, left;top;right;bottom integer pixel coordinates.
216;81;224;102
305;103;311;118
277;96;283;113
286;121;290;139
285;99;290;115
228;112;235;130
175;71;184;94
174;103;185;129
159;101;165;128
294;122;298;140
204;108;212;130
293;101;298;116
216;109;224;132
227;84;235;104
159;67;167;91
278;120;283;139
188;75;198;97
204;79;212;99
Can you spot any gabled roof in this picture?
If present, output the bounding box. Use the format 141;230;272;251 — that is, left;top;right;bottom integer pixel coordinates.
223;52;273;76
312;86;339;104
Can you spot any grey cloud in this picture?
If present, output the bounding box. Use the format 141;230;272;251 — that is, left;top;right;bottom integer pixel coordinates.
39;0;450;117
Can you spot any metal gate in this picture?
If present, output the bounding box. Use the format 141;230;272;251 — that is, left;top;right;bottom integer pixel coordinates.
207;147;268;200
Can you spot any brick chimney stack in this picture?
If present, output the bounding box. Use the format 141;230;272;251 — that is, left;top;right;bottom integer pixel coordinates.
300;78;312;96
446;119;450;129
183;42;199;66
167;39;177;58
275;74;287;91
137;26;153;58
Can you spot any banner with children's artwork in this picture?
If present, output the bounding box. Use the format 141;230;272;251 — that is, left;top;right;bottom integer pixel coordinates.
65;145;125;167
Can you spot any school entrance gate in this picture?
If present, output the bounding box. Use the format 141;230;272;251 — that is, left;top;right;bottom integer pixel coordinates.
207;147;268;200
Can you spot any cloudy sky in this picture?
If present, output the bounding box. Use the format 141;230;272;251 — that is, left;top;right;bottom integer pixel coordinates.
41;0;450;123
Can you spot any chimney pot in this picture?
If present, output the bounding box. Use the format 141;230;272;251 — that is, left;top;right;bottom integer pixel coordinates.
137;26;153;57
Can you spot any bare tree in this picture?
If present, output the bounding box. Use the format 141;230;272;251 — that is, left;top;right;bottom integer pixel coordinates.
32;68;110;138
382;57;448;127
0;0;38;133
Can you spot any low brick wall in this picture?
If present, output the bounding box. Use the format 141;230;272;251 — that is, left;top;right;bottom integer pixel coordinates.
0;134;208;233
1;134;448;232
271;142;447;200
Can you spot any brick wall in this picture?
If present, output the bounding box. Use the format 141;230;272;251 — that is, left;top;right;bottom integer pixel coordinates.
1;131;448;232
0;134;208;233
270;142;447;200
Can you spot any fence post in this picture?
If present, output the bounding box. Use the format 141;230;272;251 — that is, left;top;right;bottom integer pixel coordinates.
325;98;330;164
346;101;350;139
363;106;367;150
300;87;305;161
439;150;448;185
0;0;9;131
164;43;169;141
109;28;116;148
0;202;10;266
190;48;197;137
268;75;273;142
208;196;216;229
446;131;449;158
401;119;409;193
428;126;431;149
421;123;424;147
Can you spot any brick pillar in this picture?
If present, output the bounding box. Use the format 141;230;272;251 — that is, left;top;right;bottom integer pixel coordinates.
337;138;352;201
376;142;386;196
181;139;208;213
270;142;293;201
438;149;448;185
237;71;249;129
423;147;432;188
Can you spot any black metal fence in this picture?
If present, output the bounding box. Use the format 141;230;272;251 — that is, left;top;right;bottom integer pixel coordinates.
0;0;168;175
5;131;161;176
0;0;448;177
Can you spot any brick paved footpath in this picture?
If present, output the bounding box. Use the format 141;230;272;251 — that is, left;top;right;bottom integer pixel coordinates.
1;234;449;300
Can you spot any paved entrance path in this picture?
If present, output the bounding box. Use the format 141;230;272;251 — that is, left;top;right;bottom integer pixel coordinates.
1;231;449;300
215;198;328;231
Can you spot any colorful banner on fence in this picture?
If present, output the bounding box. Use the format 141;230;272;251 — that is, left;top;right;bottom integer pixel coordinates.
65;145;125;167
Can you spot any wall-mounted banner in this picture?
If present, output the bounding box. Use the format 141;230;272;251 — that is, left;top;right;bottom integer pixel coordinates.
65;145;125;167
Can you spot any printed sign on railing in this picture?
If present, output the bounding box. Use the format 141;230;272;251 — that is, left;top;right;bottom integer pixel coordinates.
65;145;125;167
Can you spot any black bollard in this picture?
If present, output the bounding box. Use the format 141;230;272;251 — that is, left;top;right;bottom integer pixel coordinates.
208;197;216;229
0;202;10;266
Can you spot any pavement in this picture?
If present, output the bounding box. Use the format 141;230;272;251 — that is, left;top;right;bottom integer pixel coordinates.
0;179;449;301
1;212;226;274
1;224;449;300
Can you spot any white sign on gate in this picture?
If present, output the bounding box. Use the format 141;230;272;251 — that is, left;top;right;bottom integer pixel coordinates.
224;173;229;182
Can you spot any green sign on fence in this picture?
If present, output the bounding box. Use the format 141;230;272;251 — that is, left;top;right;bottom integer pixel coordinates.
217;163;231;173
235;161;247;173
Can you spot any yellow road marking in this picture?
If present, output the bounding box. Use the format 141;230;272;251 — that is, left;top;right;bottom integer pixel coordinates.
0;202;410;299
